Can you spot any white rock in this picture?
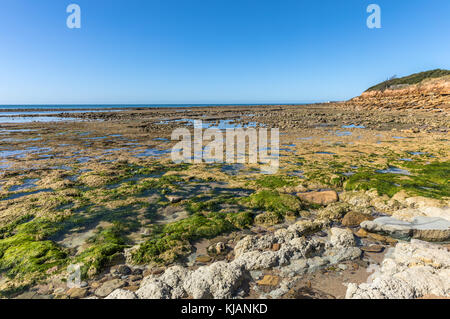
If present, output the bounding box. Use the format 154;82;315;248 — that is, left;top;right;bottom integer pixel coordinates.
346;240;450;299
361;216;450;242
105;289;137;299
329;227;356;247
183;261;248;299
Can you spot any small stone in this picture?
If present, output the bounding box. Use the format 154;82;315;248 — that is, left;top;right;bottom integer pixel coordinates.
129;275;142;282
250;270;263;280
257;275;280;286
107;253;126;266
297;190;339;205
361;245;384;253
167;195;182;203
91;282;102;289
355;228;369;238
338;264;348;271
272;243;281;251
114;265;132;276
215;242;226;255
132;268;143;276
46;266;58;275
342;211;373;227
254;211;283;226
356;228;396;244
196;255;212;263
67;287;87;299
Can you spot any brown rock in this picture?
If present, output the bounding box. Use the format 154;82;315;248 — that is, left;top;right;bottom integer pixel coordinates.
95;279;125;297
123;285;140;292
355;228;397;244
272;243;281;251
355;228;369;238
361;245;384;253
196;255;212;263
297;190;338;205
342;211;374;227
257;275;280;286
67;287;87;299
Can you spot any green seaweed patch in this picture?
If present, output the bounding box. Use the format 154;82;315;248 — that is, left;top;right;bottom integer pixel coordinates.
254;175;299;189
243;190;303;215
185;194;239;214
344;161;450;198
0;233;67;284
75;222;129;279
131;212;249;264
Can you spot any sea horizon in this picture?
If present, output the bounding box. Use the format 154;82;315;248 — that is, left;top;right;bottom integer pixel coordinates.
0;102;328;111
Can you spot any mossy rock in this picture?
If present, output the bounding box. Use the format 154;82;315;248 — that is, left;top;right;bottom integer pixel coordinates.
244;190;303;215
254;211;283;226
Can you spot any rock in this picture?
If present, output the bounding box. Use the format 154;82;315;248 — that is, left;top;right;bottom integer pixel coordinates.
183;262;248;299
254;211;283;226
215;242;226;254
124;285;140;292
105;289;137;299
95;279;125;297
393;207;450;222
316;202;350;221
346;240;450;299
166;195;183;203
257;275;280;286
297;190;339;205
361;216;450;242
107;253;126;266
196;255;212;263
355;228;369;238
342;211;373;227
361;245;384;253
329;228;356;247
111;265;132;276
272;243;281;251
67;287;87;299
136;265;189;299
338;264;348;271
208;242;227;255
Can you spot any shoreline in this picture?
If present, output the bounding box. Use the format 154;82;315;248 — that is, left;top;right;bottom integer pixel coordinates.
0;103;448;299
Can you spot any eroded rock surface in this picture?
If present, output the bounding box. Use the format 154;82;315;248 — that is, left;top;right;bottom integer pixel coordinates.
346;240;450;299
114;224;362;299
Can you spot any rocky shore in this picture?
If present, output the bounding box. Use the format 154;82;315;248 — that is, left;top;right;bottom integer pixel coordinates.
0;74;449;299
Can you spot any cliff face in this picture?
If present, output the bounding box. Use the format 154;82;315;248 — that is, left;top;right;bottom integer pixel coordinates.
342;74;450;112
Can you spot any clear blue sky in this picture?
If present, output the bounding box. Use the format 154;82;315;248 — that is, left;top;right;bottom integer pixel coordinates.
0;0;449;104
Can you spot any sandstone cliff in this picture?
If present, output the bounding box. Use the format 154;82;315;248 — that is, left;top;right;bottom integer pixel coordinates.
342;69;450;112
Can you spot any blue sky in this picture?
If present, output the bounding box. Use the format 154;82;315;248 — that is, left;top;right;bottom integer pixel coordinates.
0;0;449;104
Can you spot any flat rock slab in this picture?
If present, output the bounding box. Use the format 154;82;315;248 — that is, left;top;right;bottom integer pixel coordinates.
297;190;338;205
361;216;450;242
95;279;125;297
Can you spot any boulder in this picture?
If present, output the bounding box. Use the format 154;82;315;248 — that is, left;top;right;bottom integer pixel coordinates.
297;190;339;205
361;216;450;242
95;279;125;297
67;287;87;299
342;211;373;227
346;240;450;299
